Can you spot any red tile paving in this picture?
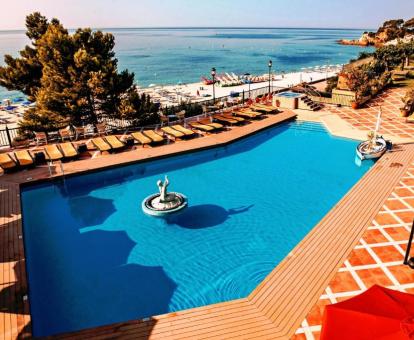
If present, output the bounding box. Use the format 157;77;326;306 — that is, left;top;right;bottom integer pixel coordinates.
295;160;414;339
325;87;414;139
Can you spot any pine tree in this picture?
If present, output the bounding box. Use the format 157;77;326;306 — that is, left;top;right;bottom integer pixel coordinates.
0;12;145;132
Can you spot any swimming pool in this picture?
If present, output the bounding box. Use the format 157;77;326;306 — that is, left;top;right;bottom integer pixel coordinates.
21;121;373;337
277;91;304;98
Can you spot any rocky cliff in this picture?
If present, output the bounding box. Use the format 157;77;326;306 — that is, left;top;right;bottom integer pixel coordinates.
338;18;414;47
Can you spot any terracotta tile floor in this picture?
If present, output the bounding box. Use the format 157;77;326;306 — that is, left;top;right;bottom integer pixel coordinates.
325;87;413;139
293;164;414;339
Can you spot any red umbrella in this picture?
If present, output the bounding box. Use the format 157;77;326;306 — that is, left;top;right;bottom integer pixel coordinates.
320;285;414;340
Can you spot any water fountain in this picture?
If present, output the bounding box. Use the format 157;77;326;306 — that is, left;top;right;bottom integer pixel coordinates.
142;176;188;217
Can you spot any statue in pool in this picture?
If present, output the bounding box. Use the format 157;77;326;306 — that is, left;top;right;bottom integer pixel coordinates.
142;175;188;217
157;176;170;202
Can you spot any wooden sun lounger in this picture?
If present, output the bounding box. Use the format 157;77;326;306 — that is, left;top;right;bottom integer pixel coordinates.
161;126;185;139
189;122;215;132
104;135;125;150
59;142;79;159
131;132;152;146
233;110;260;119
143;130;165;143
14;150;34;167
250;104;276;113
92;137;111;152
199;119;224;130
221;113;245;122
44;144;64;161
0;153;18;172
212;115;238;125
171;125;196;137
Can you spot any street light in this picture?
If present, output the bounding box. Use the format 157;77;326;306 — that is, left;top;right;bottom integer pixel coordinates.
244;73;251;98
268;60;273;95
211;67;216;105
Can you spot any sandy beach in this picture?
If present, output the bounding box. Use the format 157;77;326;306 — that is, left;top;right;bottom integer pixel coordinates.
138;67;341;107
0;67;340;130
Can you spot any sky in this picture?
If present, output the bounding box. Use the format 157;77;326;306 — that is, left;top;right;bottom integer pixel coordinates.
1;0;414;30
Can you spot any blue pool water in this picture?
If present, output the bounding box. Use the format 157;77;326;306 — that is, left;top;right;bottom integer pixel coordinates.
21;121;373;336
277;91;304;98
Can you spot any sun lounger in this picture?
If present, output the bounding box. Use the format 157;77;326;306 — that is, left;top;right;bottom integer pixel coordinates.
212;115;238;125
59;128;72;141
14;150;34;167
34;132;47;145
171;125;196;137
143;130;165;143
250;104;277;113
0;153;18;172
189;122;215;132
96;123;108;136
104;135;125;150
161;126;185;139
44;144;64;161
221;114;245;122
59;142;79;159
199;119;224;130
233;110;260;119
91;137;111;152
131;132;152;146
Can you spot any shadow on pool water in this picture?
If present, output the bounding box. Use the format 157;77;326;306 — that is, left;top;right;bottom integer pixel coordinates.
167;204;254;229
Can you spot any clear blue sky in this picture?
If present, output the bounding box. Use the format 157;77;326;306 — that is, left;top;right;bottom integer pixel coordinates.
1;0;414;30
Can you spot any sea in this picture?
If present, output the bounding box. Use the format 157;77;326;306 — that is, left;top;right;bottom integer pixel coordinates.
0;27;373;101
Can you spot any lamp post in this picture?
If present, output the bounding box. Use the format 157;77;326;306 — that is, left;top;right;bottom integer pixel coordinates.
211;67;216;105
268;60;273;95
404;220;414;269
244;73;251;98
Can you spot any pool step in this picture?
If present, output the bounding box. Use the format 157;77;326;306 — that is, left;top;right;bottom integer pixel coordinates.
289;121;326;133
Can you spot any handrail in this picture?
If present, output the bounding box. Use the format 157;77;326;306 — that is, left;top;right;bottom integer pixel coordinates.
404;219;414;269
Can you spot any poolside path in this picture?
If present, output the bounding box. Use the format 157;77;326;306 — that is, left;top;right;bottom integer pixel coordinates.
297;87;414;144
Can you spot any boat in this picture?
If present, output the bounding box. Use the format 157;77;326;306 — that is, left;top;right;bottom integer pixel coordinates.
356;107;390;160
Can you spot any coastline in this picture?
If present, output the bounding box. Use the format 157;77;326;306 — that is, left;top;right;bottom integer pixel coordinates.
0;68;340;130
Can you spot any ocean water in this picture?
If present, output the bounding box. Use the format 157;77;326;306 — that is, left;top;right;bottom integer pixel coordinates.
21;121;374;336
0;28;372;101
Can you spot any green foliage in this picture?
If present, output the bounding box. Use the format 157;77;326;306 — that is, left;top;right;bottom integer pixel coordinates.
325;76;338;93
402;89;414;114
164;102;203;118
120;89;161;126
374;45;405;70
0;12;158;133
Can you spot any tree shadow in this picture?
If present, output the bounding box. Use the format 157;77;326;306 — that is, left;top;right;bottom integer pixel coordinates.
68;196;117;227
25;228;176;337
167;204;254;229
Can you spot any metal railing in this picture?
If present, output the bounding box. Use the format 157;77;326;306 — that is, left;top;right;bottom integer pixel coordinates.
0;85;284;148
0;126;19;147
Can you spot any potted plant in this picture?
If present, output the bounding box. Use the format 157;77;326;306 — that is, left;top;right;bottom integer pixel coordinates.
401;89;414;117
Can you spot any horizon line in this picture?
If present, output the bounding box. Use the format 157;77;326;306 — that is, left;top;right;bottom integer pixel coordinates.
0;26;374;32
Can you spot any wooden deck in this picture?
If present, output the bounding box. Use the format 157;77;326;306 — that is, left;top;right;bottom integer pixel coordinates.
1;112;414;339
54;145;414;339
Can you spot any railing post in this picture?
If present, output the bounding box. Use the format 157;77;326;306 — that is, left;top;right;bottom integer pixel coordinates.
5;125;12;147
404;219;414;269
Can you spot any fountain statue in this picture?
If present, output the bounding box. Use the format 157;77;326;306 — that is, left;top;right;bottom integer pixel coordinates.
142;176;188;217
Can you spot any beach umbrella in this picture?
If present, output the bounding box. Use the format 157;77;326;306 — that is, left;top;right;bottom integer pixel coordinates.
320;285;414;340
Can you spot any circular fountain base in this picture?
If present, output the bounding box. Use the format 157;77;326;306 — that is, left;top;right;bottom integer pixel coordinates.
142;192;188;217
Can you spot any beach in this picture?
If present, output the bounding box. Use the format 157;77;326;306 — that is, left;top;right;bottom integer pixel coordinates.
0;67;339;130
